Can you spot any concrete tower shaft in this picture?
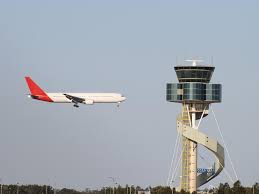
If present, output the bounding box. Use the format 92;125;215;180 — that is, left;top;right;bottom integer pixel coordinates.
166;65;224;193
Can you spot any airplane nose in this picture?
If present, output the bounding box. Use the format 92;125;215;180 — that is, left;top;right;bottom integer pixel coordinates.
122;96;127;101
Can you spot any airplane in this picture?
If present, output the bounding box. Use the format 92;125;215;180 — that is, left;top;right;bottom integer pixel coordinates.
25;76;126;108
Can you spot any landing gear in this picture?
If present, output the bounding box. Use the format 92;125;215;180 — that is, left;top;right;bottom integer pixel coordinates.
117;102;120;108
73;104;79;108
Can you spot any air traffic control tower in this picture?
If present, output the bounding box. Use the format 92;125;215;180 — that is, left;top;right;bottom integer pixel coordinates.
166;60;225;193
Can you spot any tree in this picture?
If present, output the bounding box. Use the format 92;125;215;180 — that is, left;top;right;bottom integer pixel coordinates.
218;183;225;194
232;181;245;194
223;183;232;194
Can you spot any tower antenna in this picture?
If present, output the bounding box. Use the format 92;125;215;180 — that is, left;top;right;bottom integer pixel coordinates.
211;56;214;66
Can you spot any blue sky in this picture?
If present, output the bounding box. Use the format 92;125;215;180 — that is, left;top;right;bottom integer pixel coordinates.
0;0;259;190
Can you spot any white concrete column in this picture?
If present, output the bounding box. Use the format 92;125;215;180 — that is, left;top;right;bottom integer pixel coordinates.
189;106;197;193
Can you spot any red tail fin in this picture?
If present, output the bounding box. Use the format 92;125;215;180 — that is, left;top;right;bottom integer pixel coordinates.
25;76;46;95
25;76;53;102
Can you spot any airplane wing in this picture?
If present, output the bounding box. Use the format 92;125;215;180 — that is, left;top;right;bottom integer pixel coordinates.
63;94;85;104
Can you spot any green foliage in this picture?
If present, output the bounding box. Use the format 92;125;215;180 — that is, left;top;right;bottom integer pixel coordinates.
151;186;172;194
232;181;245;194
0;181;258;194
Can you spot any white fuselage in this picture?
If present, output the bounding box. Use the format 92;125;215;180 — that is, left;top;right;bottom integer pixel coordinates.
47;93;126;104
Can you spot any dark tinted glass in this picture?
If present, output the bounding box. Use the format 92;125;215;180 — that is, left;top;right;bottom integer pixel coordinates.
174;66;215;83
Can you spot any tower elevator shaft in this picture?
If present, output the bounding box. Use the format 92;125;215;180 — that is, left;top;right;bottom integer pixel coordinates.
181;104;200;192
